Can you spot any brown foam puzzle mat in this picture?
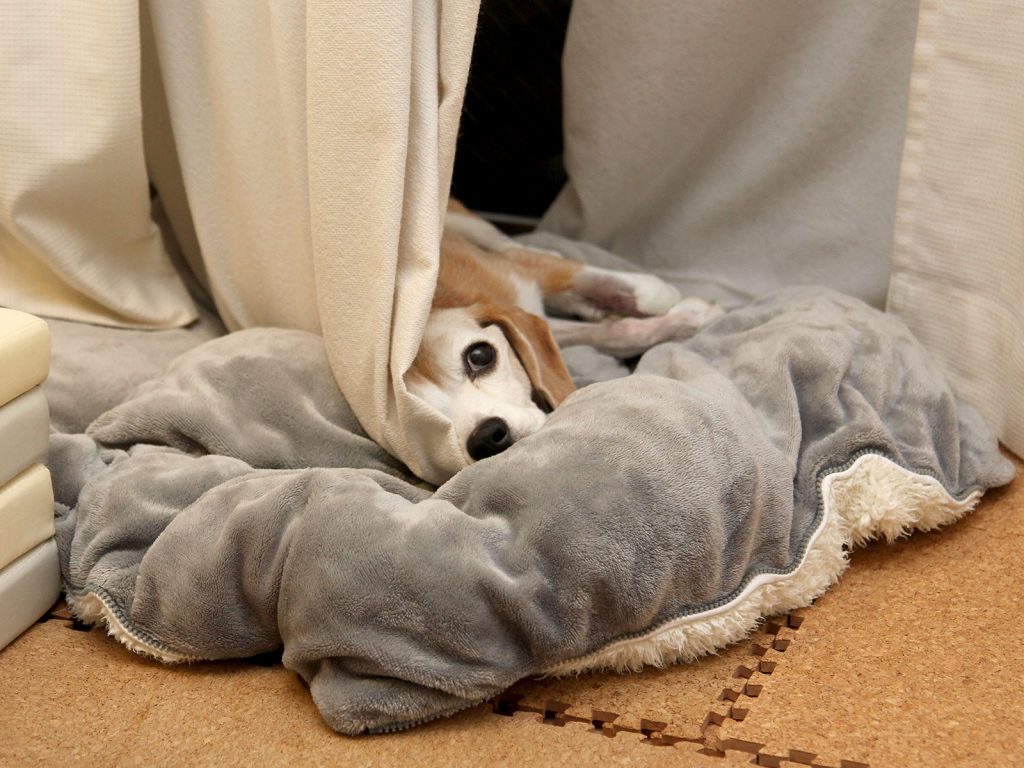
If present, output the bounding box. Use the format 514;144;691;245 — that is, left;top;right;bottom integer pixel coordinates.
2;454;1021;767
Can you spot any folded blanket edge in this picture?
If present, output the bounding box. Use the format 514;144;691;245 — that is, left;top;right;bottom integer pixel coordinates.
539;451;989;678
58;450;998;740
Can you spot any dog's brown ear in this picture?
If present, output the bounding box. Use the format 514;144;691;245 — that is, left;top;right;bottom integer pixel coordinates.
471;303;576;410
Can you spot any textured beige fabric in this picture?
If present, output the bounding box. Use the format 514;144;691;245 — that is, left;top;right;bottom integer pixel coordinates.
143;2;314;332
144;1;478;483
888;1;1024;457
0;1;197;328
2;3;477;483
542;1;919;311
306;1;479;484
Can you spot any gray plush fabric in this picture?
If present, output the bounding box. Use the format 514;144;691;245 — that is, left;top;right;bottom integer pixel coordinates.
48;287;1014;735
540;2;919;311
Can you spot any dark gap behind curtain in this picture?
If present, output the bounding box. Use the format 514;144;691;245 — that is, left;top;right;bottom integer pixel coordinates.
452;0;572;220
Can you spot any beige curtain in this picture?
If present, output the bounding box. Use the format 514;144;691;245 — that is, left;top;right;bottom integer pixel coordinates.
1;1;479;484
887;0;1024;458
0;0;197;328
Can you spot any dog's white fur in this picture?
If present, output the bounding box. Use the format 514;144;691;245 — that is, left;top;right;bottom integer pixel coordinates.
413;307;547;465
407;205;722;463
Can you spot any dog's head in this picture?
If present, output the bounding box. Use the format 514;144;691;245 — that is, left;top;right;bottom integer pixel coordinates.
408;302;575;464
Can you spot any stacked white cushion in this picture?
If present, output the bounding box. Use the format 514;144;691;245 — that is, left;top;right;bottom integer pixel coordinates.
0;309;50;407
0;541;60;650
0;388;49;491
0;465;55;571
0;308;58;650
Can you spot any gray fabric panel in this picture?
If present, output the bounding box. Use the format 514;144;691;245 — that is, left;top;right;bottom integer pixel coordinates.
49;288;1013;735
542;1;920;310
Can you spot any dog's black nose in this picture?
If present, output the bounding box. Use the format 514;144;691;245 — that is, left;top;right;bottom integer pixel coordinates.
466;417;513;461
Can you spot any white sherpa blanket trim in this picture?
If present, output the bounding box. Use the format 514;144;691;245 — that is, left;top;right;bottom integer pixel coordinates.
543;453;981;677
66;589;198;663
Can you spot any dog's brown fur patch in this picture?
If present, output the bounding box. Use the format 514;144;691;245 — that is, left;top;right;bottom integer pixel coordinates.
433;233;582;310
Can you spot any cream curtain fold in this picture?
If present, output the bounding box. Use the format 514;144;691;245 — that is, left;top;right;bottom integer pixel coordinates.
2;1;479;483
305;0;479;484
0;0;197;327
144;0;478;483
887;0;1024;458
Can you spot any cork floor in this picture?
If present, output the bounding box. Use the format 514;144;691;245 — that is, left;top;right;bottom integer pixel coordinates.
1;456;1021;767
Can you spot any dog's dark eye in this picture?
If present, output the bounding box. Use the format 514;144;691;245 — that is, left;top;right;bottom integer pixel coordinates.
464;341;497;376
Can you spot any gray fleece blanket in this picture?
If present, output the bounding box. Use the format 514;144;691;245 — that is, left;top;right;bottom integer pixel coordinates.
47;287;1014;735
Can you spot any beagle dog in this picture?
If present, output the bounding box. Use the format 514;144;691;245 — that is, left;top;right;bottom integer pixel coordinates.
408;200;722;465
